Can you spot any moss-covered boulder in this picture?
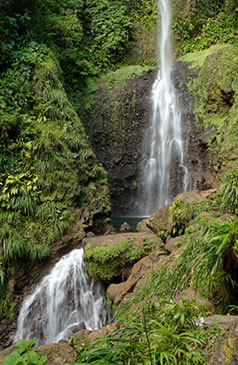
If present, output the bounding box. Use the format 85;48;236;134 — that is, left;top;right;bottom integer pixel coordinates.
83;232;162;283
148;203;173;239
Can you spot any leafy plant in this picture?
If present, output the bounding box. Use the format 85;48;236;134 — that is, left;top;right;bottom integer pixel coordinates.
2;338;47;365
220;168;238;215
169;196;212;236
73;300;220;364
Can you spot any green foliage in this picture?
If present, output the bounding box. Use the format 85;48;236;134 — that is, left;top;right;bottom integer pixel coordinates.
84;239;155;282
172;0;238;56
169;198;194;236
176;217;238;303
130;0;157;25
0;42;111;290
220;168;238;215
176;18;238;56
74;300;220;364
82;1;131;71
184;45;238;168
0;0;133;95
0;287;16;322
2;338;47;365
169;196;212;236
123;0;157;66
116;210;238;315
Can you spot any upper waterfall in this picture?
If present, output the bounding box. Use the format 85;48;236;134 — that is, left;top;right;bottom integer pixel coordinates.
14;248;111;346
138;0;189;216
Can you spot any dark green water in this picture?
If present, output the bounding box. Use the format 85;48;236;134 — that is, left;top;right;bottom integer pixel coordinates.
113;216;146;232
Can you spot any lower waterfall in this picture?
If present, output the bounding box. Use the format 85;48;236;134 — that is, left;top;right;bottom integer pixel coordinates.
14;248;111;346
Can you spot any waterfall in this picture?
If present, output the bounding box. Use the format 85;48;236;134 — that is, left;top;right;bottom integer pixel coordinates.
14;248;111;346
138;0;188;216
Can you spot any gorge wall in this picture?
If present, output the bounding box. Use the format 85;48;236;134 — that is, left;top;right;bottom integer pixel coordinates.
83;62;212;216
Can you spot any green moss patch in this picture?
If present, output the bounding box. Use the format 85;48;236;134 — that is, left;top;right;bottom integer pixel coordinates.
100;65;153;90
83;237;156;282
179;44;228;68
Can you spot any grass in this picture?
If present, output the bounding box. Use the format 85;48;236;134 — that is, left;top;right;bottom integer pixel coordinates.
179;44;230;68
72;299;221;364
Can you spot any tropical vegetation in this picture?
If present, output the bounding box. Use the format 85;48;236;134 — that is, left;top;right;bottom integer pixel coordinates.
1;0;238;363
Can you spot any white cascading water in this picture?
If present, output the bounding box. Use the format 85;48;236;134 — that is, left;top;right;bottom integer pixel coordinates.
15;248;111;346
139;0;188;216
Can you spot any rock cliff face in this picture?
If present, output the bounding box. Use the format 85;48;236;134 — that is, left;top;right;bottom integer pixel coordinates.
84;62;211;216
171;61;213;192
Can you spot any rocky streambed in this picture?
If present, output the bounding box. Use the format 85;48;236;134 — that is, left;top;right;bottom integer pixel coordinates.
2;189;238;363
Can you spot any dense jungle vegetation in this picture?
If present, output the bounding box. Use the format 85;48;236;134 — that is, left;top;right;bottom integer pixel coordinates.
1;0;238;363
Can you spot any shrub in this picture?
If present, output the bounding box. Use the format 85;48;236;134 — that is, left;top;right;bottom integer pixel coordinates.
2;338;47;365
73;299;219;364
220;168;238;215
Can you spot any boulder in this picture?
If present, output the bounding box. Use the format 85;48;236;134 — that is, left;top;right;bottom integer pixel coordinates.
199;129;220;145
178;189;216;203
83;232;158;250
148;189;216;238
107;283;125;303
204;316;238;364
175;288;214;310
204;315;238;328
86;231;95;238
165;236;185;253
107;249;166;306
119;222;132;232
104;224;116;235
83;232;161;283
72;322;121;346
148;203;172;237
136;219;152;233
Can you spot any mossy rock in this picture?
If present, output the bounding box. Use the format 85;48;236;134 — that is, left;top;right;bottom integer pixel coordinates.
181;44;238;171
83;232;161;283
204;316;238;364
100;65;153;90
148;203;173;240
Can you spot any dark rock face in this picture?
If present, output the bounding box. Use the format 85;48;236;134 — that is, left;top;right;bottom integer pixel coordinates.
83;68;155;215
84;63;211;216
171;61;213;192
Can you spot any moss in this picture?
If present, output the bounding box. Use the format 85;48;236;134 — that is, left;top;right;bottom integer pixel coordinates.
101;65;153;90
83;238;156;283
223;336;238;364
179;45;228;68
